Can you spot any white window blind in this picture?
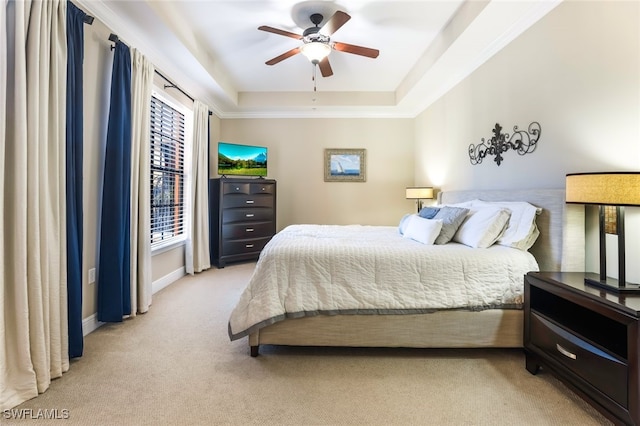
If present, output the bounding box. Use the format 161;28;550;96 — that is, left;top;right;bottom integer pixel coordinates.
150;95;186;248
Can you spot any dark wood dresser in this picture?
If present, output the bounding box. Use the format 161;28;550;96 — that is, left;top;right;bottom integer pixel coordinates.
209;177;276;268
524;271;640;425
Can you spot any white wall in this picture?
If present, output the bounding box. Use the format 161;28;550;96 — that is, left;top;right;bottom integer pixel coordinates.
414;0;640;281
219;118;415;229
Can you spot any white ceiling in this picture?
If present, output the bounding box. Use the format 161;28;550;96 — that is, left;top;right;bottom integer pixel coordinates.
76;0;562;118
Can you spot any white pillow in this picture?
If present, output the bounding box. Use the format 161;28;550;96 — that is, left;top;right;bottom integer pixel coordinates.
402;215;443;245
472;200;541;250
452;206;511;248
398;213;413;235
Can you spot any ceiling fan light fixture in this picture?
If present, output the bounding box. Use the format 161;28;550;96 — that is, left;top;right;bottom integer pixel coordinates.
300;42;331;64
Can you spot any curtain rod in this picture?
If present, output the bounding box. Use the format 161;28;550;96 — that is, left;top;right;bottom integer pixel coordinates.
155;70;213;116
155;70;194;102
107;34;212;116
83;15;94;24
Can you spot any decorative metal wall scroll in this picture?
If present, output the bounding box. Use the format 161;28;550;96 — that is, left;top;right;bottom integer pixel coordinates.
468;122;541;166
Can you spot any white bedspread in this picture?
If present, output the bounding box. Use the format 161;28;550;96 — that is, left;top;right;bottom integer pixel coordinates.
228;224;539;340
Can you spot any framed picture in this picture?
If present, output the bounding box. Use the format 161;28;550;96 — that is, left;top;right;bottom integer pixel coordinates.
324;148;366;182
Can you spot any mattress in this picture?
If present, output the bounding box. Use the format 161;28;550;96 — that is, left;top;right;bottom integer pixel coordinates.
228;224;539;340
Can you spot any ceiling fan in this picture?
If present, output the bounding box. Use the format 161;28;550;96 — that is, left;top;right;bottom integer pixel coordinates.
258;11;379;78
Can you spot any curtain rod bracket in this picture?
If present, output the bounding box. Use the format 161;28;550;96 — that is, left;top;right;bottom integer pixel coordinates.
83;15;94;25
108;33;118;50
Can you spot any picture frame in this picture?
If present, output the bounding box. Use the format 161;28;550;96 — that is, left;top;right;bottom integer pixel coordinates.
324;148;366;182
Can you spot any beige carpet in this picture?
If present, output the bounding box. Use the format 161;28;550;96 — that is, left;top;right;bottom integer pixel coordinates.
10;262;612;425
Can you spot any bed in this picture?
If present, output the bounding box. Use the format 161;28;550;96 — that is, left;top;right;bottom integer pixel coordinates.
228;189;585;356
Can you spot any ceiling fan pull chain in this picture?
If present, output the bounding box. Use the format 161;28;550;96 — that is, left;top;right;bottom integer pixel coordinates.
313;64;317;92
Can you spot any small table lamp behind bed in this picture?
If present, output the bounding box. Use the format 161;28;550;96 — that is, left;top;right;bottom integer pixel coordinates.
406;187;434;213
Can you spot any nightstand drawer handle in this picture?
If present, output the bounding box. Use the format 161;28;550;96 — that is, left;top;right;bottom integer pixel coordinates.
556;344;577;360
245;213;254;218
246;228;254;232
246;200;254;204
245;244;254;248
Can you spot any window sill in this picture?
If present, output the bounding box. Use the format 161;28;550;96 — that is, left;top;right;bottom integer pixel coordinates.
151;239;186;256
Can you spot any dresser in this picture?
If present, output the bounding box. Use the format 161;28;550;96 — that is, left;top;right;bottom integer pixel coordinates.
209;178;276;268
524;271;640;425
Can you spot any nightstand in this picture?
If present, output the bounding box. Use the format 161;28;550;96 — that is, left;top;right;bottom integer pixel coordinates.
524;271;640;425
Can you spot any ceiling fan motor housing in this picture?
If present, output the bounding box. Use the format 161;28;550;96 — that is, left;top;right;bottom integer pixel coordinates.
303;13;329;44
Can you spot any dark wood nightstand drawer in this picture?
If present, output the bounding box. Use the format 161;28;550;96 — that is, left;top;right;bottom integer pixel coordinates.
525;271;640;424
530;312;628;407
222;237;271;255
222;222;274;239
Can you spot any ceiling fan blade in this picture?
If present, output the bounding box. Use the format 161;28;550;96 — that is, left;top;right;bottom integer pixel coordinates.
265;47;301;65
318;57;333;77
333;41;379;59
319;11;351;36
258;25;303;40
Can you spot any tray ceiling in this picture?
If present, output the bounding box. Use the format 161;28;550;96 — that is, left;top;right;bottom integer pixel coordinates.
76;0;562;118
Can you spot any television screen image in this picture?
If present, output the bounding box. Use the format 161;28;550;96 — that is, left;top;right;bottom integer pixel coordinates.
218;142;267;177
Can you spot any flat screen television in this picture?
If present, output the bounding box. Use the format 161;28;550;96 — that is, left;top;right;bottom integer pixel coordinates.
217;142;268;177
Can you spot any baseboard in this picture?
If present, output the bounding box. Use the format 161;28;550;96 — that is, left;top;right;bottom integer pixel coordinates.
82;313;104;336
82;267;186;336
152;267;186;295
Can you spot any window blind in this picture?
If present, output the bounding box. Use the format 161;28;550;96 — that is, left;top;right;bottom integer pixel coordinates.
150;95;186;247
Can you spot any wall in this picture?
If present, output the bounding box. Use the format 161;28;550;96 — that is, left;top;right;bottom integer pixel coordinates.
219;118;415;230
414;0;640;281
82;19;113;320
80;17;212;322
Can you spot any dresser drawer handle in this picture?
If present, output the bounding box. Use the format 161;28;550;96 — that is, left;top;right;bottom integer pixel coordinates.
245;200;254;204
245;244;254;248
556;344;577;360
246;228;254;232
245;213;254;218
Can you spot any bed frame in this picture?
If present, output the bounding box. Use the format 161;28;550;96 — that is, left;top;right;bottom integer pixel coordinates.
248;189;585;356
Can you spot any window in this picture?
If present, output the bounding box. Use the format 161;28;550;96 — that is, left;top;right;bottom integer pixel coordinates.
150;93;188;249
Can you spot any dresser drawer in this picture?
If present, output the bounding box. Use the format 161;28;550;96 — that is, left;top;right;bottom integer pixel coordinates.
250;182;275;195
222;182;251;195
222;194;274;209
222;237;271;256
223;208;273;223
222;222;274;239
530;312;628;407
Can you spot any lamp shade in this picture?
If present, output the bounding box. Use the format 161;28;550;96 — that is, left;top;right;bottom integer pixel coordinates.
566;172;640;206
405;187;434;200
300;42;331;64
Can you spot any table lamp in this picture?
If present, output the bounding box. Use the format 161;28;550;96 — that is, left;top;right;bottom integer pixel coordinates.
406;187;434;213
566;172;640;293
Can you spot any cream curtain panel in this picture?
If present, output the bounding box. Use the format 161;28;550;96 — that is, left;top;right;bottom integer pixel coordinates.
185;101;211;274
130;48;154;314
1;0;69;410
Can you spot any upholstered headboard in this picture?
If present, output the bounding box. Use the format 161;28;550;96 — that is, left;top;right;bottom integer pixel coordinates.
438;189;584;272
